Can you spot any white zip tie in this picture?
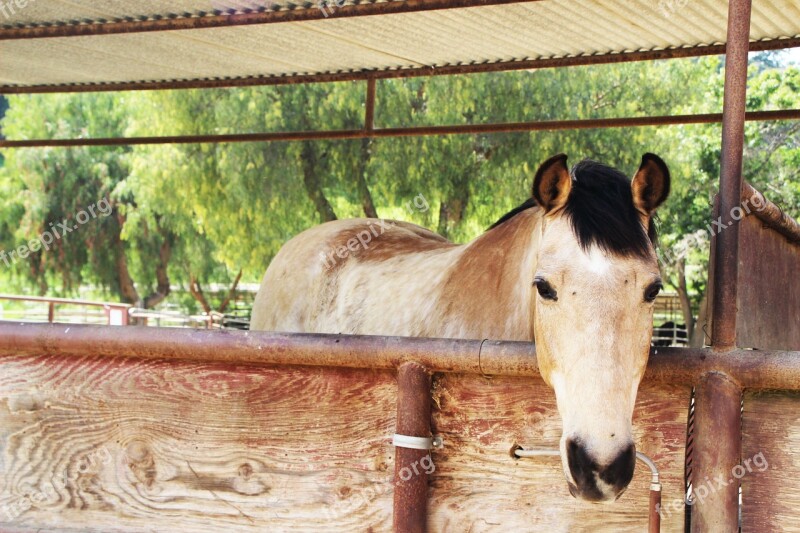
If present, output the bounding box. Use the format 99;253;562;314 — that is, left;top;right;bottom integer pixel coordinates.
392;434;444;450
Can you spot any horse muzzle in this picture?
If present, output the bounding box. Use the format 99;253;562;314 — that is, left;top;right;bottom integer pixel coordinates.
565;438;636;502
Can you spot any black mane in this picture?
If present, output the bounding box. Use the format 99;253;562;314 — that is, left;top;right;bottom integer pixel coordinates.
490;159;656;258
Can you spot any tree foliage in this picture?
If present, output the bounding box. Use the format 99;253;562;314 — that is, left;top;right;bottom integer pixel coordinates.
0;55;797;324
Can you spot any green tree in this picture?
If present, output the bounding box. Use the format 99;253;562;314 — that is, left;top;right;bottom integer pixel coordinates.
0;94;176;307
1;55;797;331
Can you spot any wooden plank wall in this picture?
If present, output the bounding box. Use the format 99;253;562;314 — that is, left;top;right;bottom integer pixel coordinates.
736;213;800;350
0;354;396;532
429;375;690;532
742;391;800;533
0;353;691;532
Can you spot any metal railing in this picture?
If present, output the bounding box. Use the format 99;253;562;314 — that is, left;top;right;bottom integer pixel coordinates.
0;294;131;325
0;295;251;329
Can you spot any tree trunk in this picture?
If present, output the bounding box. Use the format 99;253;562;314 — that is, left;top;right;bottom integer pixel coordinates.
113;212;140;305
355;138;378;218
115;251;139;305
29;251;49;296
437;141;476;238
142;230;174;309
436;202;447;237
437;193;469;238
300;141;337;222
189;275;212;314
217;269;243;313
188;270;242;314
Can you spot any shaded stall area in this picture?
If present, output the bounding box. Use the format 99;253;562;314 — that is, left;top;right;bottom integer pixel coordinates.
1;0;800;532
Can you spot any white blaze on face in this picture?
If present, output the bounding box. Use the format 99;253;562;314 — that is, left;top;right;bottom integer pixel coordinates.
585;247;613;276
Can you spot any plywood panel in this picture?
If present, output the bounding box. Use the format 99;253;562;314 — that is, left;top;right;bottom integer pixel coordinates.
1;351;692;532
741;391;800;533
0;354;396;532
736;214;800;350
429;375;690;532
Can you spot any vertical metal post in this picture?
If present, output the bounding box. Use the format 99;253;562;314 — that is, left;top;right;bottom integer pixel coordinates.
365;77;377;133
690;372;742;532
703;1;750;526
393;362;432;533
711;0;752;349
649;488;661;533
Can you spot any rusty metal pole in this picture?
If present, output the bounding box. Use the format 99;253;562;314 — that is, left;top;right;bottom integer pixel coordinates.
690;372;742;532
365;78;377;133
393;362;432;533
711;0;751;349
697;1;751;528
4;110;800;149
649;488;661;533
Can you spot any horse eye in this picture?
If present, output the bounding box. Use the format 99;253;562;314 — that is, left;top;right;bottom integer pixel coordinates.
644;282;662;303
534;278;558;301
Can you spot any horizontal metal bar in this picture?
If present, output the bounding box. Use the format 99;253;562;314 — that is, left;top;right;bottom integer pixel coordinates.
0;293;132;308
0;0;538;40
2;37;799;95
1;109;799;148
1;323;799;390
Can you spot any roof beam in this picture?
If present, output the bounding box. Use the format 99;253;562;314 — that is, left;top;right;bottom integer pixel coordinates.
2;36;798;95
1;109;798;148
0;0;539;40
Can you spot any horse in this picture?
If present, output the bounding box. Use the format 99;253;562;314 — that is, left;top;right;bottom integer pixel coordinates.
251;153;670;502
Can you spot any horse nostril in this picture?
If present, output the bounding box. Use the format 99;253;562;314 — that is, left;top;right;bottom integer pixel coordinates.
566;438;605;501
599;443;636;490
566;438;596;481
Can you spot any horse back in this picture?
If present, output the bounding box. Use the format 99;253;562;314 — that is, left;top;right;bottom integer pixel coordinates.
250;218;456;333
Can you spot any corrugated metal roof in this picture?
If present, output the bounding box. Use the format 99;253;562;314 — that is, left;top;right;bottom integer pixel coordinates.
1;0;799;91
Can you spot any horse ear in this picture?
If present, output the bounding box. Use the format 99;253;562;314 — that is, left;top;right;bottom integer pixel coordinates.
533;154;571;214
631;153;670;219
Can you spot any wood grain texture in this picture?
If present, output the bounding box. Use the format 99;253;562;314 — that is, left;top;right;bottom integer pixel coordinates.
736;213;800;350
741;391;800;533
1;353;692;532
429;375;690;532
0;354;396;532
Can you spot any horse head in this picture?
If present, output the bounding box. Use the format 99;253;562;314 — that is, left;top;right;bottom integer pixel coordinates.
531;153;670;502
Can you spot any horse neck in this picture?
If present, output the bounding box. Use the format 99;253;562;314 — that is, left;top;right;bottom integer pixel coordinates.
438;207;542;341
